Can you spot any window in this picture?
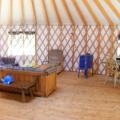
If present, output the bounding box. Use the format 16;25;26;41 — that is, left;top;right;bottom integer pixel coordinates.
8;33;35;56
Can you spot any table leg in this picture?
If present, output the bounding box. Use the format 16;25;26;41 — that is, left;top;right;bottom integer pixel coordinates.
21;90;26;102
78;70;80;78
29;88;34;98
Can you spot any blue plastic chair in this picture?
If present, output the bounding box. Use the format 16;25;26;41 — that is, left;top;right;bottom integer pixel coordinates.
78;54;93;78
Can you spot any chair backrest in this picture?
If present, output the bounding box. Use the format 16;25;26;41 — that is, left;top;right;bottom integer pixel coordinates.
48;49;63;65
86;55;93;68
79;54;93;69
106;59;117;74
79;55;85;69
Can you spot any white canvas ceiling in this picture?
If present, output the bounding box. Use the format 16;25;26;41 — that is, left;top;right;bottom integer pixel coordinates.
0;0;120;25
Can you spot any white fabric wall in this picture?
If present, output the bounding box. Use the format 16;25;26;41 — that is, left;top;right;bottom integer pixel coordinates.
0;25;120;74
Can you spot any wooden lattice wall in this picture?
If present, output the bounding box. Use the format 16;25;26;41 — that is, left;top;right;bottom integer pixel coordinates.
0;25;120;74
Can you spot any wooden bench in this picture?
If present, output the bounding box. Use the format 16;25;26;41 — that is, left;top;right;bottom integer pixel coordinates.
0;80;36;102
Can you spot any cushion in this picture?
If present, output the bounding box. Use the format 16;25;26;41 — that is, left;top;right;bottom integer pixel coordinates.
0;57;4;65
1;57;15;65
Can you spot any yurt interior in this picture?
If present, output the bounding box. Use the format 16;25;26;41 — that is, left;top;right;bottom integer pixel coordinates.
0;0;120;119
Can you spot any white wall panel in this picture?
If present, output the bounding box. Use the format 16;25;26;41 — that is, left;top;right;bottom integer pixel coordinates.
100;0;120;25
77;0;95;25
34;0;46;24
23;0;34;24
12;0;22;25
0;0;10;25
55;0;71;24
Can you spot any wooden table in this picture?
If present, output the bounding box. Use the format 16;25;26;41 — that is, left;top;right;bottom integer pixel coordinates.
0;65;57;97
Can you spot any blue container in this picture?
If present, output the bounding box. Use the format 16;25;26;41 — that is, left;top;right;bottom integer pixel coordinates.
78;54;93;78
2;75;14;85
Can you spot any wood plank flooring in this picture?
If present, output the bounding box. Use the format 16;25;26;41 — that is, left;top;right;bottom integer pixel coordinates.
0;72;120;120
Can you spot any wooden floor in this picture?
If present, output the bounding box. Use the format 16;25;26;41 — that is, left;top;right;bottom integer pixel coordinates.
0;72;120;120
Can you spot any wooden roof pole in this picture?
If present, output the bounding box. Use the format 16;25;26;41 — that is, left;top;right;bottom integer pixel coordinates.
41;0;50;50
96;26;101;73
0;0;1;25
85;26;88;54
110;26;115;59
31;0;37;25
104;0;120;19
41;0;50;25
52;0;62;25
10;0;12;26
21;0;24;25
62;0;75;25
94;0;114;26
83;0;101;25
72;26;76;71
117;0;120;3
72;0;87;25
31;0;37;63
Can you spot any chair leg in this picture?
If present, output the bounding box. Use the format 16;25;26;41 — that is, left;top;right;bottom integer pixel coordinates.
114;74;117;88
85;69;88;78
104;72;110;85
78;70;80;78
92;67;94;76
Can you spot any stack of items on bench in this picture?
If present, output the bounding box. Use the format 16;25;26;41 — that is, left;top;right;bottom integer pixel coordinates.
0;57;17;66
